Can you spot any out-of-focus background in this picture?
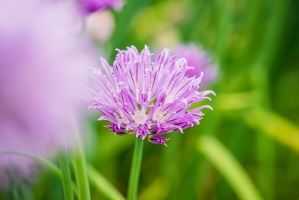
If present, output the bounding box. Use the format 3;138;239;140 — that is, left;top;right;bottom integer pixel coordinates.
2;0;299;199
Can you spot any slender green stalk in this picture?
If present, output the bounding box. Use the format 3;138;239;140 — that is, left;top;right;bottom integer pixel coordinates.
197;135;263;200
72;126;91;200
88;165;125;200
72;151;90;200
127;137;144;200
59;152;74;200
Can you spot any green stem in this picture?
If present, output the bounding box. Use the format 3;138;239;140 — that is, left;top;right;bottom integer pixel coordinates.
59;151;74;200
72;127;91;200
127;137;144;200
88;165;125;200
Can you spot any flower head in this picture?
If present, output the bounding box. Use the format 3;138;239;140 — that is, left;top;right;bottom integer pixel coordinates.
77;0;122;15
0;0;94;183
172;44;218;88
89;46;215;146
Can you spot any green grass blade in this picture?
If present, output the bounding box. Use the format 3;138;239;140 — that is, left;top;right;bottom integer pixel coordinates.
88;165;125;200
197;135;263;200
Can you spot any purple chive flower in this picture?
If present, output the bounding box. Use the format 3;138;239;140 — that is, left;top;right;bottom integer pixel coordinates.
89;46;215;146
0;0;94;183
172;44;218;88
77;0;122;15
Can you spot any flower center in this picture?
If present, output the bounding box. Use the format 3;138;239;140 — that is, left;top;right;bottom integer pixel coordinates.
132;109;147;124
153;108;167;122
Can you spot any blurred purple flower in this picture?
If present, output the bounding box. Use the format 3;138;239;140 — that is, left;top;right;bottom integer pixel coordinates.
89;46;215;146
0;0;95;182
77;0;122;15
172;44;218;88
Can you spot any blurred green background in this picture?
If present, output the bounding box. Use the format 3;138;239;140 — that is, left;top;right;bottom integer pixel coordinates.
2;0;299;199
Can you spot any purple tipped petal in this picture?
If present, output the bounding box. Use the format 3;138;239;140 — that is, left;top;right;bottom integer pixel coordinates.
107;124;127;135
136;125;149;139
89;45;215;146
148;135;170;146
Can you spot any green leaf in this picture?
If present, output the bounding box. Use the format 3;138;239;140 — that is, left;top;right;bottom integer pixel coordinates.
197;135;263;200
245;108;299;154
88;165;125;200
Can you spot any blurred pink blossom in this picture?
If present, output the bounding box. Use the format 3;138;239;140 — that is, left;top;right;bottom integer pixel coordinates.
86;10;115;43
0;0;95;183
172;44;218;88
